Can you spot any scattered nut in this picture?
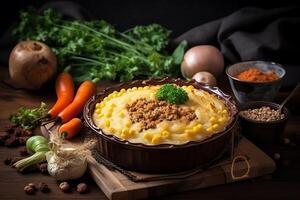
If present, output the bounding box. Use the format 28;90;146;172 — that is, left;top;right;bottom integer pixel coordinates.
24;185;35;195
4;136;19;147
14;127;23;137
77;183;88;194
273;153;281;160
0;132;10;145
1;125;34;148
18;137;29;145
27;183;36;190
59;182;70;192
22;129;33;137
38;163;48;174
4;157;12;165
39;182;50;193
4;124;16;134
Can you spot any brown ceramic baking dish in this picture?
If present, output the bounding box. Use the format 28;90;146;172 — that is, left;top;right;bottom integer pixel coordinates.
84;77;238;173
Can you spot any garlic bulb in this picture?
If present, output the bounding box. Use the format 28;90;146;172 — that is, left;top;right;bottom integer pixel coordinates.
46;149;87;181
46;133;94;181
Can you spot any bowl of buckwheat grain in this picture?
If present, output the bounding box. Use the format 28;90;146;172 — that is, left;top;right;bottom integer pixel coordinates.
239;101;289;143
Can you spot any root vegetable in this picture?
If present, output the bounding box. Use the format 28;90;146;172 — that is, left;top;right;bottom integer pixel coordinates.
57;80;97;123
48;72;75;118
181;45;224;79
192;71;217;87
59;118;82;139
9;41;57;90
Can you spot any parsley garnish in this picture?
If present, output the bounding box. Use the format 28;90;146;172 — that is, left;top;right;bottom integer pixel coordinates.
156;84;188;105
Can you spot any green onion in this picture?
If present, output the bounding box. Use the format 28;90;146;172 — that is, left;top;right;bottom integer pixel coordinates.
13;136;49;171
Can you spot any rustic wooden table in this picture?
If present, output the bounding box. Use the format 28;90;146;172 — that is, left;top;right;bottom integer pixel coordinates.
0;67;300;199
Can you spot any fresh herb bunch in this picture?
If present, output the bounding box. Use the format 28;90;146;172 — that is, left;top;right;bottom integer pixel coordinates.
9;102;47;130
156;84;188;104
13;9;187;83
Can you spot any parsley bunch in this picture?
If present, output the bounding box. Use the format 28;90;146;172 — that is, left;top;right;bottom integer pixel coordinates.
9;102;48;130
13;9;187;83
156;84;188;105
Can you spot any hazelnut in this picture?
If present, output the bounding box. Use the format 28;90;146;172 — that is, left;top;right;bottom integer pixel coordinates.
28;183;36;190
38;163;48;174
24;185;35;195
77;183;88;194
39;182;50;193
59;182;70;192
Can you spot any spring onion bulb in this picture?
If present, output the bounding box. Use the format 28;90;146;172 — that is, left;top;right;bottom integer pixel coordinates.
13;136;49;171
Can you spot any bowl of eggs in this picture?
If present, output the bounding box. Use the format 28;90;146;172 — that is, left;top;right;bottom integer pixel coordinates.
226;61;286;103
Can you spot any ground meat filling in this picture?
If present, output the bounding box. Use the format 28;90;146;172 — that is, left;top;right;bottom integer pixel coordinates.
125;98;197;130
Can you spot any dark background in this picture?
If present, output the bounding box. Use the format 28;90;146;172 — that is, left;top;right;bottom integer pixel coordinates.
1;0;299;87
1;0;300;37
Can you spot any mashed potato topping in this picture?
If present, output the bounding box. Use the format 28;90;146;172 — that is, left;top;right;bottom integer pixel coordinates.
93;85;230;145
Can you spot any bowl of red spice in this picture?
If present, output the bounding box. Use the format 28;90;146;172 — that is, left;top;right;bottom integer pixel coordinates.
226;61;285;103
239;101;289;143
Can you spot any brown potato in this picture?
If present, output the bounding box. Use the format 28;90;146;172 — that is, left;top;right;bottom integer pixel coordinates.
9;41;57;90
192;71;217;87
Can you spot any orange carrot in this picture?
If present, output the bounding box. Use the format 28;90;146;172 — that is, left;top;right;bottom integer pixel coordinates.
48;72;74;118
57;80;97;123
59;118;82;139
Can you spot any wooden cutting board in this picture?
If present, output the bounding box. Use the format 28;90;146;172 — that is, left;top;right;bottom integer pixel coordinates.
41;122;275;200
87;137;276;200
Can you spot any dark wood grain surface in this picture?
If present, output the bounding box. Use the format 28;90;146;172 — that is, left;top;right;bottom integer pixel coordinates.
0;67;300;200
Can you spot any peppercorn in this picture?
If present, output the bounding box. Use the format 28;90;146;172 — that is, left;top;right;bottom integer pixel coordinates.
77;183;88;194
39;182;50;193
38;163;48;174
59;182;70;192
24;185;35;195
